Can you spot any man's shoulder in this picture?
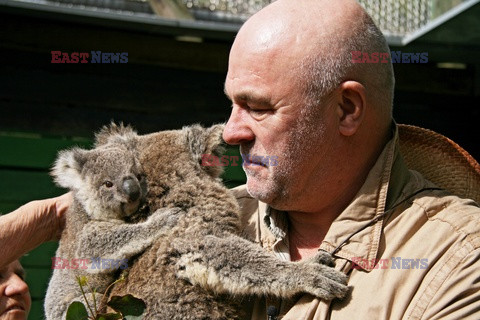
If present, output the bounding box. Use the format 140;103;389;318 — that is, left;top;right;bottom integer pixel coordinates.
413;187;480;247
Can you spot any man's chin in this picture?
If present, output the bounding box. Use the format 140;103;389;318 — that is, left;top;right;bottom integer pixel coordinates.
245;179;276;204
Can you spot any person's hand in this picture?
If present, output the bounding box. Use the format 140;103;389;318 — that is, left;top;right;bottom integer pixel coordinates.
0;193;72;269
51;192;72;240
22;192;72;241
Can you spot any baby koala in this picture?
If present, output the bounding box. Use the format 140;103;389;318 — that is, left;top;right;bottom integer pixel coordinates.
44;130;180;320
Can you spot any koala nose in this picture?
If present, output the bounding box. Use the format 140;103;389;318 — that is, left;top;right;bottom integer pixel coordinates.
122;178;141;202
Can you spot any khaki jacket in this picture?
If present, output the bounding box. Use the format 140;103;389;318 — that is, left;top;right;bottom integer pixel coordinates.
231;126;480;320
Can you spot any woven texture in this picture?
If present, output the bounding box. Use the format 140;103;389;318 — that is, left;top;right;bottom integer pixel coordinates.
398;124;480;203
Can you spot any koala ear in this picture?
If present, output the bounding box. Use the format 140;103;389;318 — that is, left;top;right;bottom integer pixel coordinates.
51;148;88;190
185;123;226;178
94;122;138;148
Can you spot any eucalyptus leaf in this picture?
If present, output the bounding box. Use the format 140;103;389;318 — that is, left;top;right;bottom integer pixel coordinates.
107;294;146;319
66;302;89;320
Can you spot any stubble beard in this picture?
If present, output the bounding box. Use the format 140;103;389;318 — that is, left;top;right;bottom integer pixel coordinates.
244;160;289;206
244;104;327;209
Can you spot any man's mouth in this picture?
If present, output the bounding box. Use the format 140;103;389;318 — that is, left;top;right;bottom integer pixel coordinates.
241;155;268;168
246;160;267;167
4;303;25;313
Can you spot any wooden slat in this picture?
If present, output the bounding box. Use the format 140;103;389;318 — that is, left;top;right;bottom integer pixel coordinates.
0;133;91;169
0;202;24;214
22;267;53;299
21;242;59;268
0;169;64;202
29;300;46;320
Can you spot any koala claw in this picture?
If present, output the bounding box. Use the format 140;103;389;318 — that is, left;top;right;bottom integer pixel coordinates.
308;270;349;299
312;251;336;267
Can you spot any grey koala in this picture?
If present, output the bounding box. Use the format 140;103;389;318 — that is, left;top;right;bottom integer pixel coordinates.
98;123;349;319
44;131;181;320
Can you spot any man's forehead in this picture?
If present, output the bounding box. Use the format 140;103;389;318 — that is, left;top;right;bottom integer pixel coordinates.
235;17;288;51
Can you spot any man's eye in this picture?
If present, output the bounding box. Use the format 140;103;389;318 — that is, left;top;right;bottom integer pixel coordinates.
250;108;267;114
248;107;271;119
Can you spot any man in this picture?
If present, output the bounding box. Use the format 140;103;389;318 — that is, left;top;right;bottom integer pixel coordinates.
0;260;31;320
224;0;480;319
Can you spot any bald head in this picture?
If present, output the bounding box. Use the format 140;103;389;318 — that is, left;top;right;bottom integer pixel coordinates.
238;0;366;45
232;0;364;67
231;0;394;125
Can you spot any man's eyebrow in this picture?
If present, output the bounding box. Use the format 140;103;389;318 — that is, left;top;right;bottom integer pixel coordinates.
224;88;271;106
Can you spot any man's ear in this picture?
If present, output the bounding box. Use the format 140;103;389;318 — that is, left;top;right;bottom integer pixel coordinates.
336;81;366;136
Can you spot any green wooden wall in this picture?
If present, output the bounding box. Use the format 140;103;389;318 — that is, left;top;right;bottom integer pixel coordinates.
0;130;245;320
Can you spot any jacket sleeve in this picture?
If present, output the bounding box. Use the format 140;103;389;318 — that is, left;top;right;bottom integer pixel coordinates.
419;247;480;320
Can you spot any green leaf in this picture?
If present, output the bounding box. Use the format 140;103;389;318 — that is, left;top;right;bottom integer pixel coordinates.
96;312;123;320
66;302;89;320
107;294;146;319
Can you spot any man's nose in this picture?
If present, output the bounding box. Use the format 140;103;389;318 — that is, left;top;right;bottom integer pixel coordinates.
4;274;29;297
223;106;255;145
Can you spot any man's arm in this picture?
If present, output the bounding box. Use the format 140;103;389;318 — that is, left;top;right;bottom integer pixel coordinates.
0;193;71;269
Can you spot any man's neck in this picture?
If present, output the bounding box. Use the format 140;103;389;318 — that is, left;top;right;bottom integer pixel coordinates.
287;210;337;261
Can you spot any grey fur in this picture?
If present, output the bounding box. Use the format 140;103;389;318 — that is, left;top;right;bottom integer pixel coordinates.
104;123;349;319
44;130;182;320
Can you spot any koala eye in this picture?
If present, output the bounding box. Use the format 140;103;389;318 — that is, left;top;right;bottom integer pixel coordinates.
104;181;114;188
137;174;143;181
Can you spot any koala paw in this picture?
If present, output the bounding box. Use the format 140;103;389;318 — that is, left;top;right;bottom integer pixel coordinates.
149;207;183;228
300;255;349;300
312;250;335;267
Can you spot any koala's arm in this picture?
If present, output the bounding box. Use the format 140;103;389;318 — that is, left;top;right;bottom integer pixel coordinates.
77;207;182;262
173;235;349;301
